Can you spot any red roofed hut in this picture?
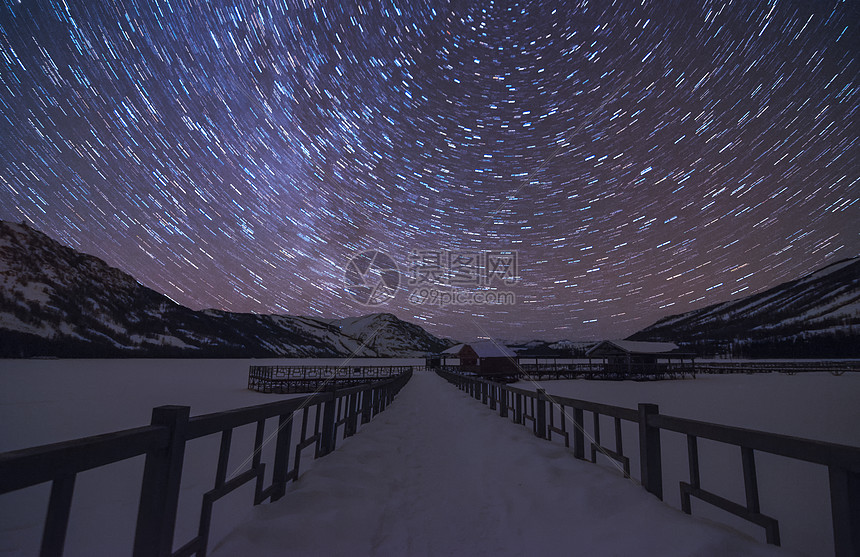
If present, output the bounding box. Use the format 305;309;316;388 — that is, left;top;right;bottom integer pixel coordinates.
442;340;519;379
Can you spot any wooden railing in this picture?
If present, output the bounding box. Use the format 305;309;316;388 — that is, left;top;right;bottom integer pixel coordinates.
0;371;412;557
436;369;860;557
694;361;860;376
514;362;696;380
440;361;695;380
444;360;860;380
248;365;416;393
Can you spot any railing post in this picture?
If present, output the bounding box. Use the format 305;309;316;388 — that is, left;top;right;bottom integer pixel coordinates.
515;393;523;424
317;394;337;457
535;390;547;439
134;405;190;557
384;383;393;409
741;447;761;514
829;465;860;557
271;413;293;502
499;387;508;418
345;392;359;437
638;403;663;500
361;388;373;424
373;385;382;416
41;474;76;557
573;407;585;459
489;383;497;410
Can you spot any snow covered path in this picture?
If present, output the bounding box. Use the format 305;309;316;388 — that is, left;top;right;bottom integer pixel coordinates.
211;371;787;556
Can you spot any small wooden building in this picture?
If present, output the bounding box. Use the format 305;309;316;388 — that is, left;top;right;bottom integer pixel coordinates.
442;341;519;378
424;354;442;369
585;340;695;379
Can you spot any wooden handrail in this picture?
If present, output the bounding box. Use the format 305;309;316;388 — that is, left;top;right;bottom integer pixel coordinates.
650;413;860;470
0;426;168;494
0;370;413;557
436;368;860;556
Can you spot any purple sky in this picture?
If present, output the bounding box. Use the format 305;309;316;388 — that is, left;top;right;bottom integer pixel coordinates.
1;1;857;341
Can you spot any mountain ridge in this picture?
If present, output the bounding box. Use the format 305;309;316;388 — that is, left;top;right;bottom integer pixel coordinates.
0;221;452;358
629;256;860;357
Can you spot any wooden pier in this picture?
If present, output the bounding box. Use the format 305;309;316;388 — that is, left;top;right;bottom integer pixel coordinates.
440;362;696;381
694;360;860;376
248;365;416;393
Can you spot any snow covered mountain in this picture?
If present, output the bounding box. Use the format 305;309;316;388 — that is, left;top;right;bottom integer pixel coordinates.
630;257;860;357
0;221;451;358
324;313;456;356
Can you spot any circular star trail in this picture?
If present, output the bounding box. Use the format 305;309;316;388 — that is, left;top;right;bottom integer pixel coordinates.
1;0;857;341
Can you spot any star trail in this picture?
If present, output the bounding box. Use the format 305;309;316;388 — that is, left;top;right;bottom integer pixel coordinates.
0;0;857;342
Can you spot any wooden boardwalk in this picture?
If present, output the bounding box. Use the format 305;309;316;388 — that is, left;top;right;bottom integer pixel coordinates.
248;365;416;393
211;371;790;557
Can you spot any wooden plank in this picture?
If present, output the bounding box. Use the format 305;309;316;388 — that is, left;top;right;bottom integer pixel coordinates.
573;408;585;460
590;444;631;477
614;417;624;456
0;427;166;494
202;467;260;505
741;447;760;513
214;429;232;489
187;397;317;440
638;403;662;500
680;482;780;545
687;435;700;489
829;466;860;557
590;411;601;463
271;413;293;502
651;414;860;469
252;420;266;468
133;406;190;557
40;475;76;557
535;390;547;439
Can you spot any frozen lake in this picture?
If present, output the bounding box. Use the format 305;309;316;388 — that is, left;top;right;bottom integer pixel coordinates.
1;359;858;556
0;358;422;451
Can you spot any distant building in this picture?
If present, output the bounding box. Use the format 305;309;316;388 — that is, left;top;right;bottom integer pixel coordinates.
442;340;519;378
424;354;443;369
585;340;696;378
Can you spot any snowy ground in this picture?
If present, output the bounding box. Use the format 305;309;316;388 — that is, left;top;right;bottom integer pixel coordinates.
0;360;856;556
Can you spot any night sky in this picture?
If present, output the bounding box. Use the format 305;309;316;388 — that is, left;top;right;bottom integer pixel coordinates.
1;0;857;342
